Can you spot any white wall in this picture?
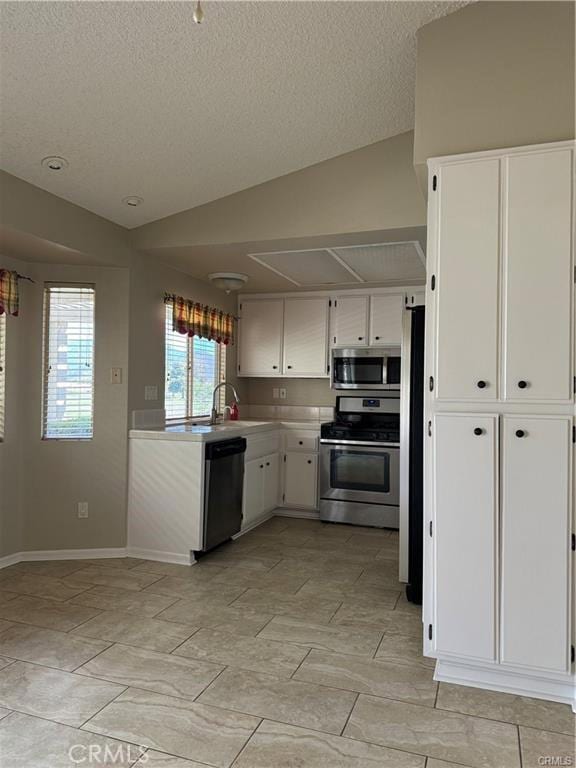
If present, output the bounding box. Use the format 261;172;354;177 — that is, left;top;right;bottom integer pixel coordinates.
0;255;27;558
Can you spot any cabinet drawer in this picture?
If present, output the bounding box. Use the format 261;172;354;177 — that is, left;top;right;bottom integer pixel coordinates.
245;432;281;461
285;433;319;452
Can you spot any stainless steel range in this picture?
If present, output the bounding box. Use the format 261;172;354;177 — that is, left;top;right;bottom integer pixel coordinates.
320;394;400;529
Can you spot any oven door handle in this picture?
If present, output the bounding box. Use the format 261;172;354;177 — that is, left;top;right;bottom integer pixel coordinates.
320;439;400;448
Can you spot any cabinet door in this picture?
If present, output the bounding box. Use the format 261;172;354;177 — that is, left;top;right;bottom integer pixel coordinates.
369;294;404;345
435;159;500;400
332;296;369;347
433;414;498;661
238;299;283;376
242;457;264;528
283;297;329;376
501;416;571;672
503;149;573;401
262;453;280;512
283;452;318;508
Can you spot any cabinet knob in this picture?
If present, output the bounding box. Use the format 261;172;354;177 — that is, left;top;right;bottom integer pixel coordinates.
307;459;312;464
287;365;292;369
358;336;363;341
266;462;270;466
515;429;525;438
260;464;264;469
298;440;303;445
272;365;278;370
477;380;487;389
518;380;528;389
473;427;483;436
375;336;380;341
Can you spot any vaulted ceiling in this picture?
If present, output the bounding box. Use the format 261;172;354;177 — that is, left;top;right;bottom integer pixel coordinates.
0;0;469;228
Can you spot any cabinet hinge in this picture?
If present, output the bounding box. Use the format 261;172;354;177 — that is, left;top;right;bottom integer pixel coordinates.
238;364;241;372
327;364;330;374
428;624;433;641
427;420;432;437
239;303;242;310
282;493;285;503
574;266;576;284
571;533;575;552
283;455;286;463
431;274;436;291
334;299;337;307
429;376;434;392
429;521;433;537
572;426;575;444
329;299;332;307
432;175;438;192
573;376;576;394
333;336;337;344
571;645;575;664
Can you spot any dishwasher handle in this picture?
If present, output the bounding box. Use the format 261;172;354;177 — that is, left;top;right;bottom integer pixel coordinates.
205;437;247;460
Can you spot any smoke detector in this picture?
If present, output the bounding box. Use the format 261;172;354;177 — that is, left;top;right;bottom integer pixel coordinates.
41;156;68;171
122;196;144;207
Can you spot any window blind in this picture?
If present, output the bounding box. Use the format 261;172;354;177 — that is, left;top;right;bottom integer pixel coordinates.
165;303;226;419
42;285;95;439
0;314;5;441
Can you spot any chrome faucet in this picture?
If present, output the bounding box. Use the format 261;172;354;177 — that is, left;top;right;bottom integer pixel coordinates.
210;382;240;424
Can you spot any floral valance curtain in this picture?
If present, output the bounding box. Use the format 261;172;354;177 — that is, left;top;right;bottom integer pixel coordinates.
165;294;235;345
0;270;19;316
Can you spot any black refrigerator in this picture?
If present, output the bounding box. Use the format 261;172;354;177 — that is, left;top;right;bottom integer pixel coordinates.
403;305;425;604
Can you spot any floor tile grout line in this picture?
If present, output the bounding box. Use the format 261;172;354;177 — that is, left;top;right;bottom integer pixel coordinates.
288;645;313;680
516;723;524;768
338;691;360;737
76;683;130;730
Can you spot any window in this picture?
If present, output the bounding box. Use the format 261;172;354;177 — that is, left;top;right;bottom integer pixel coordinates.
42;284;95;439
165;303;226;419
0;313;5;441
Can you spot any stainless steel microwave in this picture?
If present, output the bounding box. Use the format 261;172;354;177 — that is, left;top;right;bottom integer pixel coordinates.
330;347;401;390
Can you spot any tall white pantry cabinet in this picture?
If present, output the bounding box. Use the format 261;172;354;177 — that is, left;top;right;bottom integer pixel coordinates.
423;141;576;710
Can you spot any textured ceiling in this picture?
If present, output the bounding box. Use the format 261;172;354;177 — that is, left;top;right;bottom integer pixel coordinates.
0;1;468;228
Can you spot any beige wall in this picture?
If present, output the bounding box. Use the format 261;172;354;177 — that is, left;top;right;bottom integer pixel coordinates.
0;255;26;557
245;378;335;408
414;1;575;184
19;264;130;551
132;132;426;251
128;253;245;415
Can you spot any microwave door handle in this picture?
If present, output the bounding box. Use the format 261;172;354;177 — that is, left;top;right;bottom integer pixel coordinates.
382;356;388;385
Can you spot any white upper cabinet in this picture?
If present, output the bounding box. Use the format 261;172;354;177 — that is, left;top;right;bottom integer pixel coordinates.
238;299;283;376
501;416;571;672
433;413;498;662
434;159;500;400
502;149;573;402
332;295;369;347
283;297;329;376
369;294;404;345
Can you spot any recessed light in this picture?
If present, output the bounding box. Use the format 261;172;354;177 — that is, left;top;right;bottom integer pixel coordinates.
41;156;68;171
122;196;143;207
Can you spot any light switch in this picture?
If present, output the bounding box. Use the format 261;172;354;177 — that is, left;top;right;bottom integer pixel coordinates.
272;387;279;399
145;385;158;401
279;388;287;400
110;367;122;384
77;502;89;519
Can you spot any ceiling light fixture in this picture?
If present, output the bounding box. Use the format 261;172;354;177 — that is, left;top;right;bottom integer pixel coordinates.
41;156;68;171
122;196;144;207
193;0;204;24
208;272;248;293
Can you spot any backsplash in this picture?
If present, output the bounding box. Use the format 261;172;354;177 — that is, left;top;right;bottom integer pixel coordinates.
241;404;334;422
244;378;335;407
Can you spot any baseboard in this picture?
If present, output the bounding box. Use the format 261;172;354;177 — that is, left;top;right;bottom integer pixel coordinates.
0;547;127;569
232;512;275;538
273;508;320;520
125;547;193;565
435;658;576;710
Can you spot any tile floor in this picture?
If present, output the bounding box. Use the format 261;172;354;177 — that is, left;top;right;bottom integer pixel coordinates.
0;516;573;767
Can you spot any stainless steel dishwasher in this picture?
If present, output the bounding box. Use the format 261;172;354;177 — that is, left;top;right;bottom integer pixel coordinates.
200;437;247;553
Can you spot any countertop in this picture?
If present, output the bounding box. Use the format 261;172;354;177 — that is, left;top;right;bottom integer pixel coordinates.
129;419;323;442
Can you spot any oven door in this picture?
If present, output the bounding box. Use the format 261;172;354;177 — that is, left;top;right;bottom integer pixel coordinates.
320;440;400;506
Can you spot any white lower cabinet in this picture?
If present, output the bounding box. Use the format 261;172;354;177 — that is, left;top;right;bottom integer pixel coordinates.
501;416;571;672
283;452;318;509
432;413;572;676
433;414;498;662
242;453;280;529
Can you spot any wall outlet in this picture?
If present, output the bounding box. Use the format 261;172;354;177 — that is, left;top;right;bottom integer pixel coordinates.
77;502;89;519
110;367;122;384
272;387;280;399
144;385;158;401
279;388;287;400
